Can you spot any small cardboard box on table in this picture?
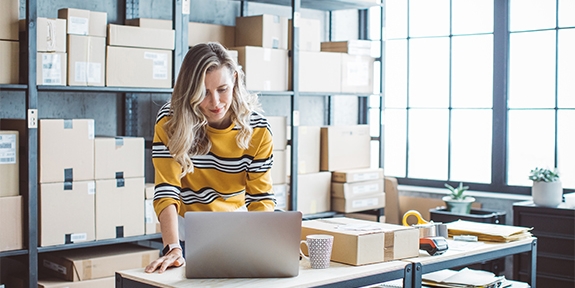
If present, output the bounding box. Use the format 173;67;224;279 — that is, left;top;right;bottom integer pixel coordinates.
301;217;419;266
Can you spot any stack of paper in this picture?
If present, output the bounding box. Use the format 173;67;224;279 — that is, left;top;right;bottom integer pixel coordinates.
422;268;505;288
446;220;532;242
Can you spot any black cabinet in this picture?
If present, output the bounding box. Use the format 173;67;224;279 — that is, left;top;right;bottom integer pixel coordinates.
513;201;575;287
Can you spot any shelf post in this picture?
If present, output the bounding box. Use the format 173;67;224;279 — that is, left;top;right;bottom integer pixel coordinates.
25;0;39;287
289;0;301;211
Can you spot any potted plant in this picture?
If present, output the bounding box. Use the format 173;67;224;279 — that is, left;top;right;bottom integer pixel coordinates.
442;182;475;214
529;167;562;207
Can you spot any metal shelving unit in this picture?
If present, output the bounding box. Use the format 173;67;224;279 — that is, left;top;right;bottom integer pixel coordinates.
1;1;385;287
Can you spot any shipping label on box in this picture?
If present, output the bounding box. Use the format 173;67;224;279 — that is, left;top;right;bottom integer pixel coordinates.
144;199;161;235
341;54;375;94
332;168;384;183
331;179;384;198
331;193;385;213
106;46;172;88
0;40;19;84
39;181;95;247
67;35;105;86
95;178;145;240
40;244;159;281
37;52;67;85
19;18;67;52
0;131;18;197
301;217;419;266
58;8;107;37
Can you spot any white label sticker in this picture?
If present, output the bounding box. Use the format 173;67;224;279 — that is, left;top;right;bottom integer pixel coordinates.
68;16;89;35
70;233;88;242
352;172;379;182
347;61;369;86
42;54;62;85
74;62;101;84
144;52;168;80
87;181;95;195
43;259;67;275
352;183;379;195
145;199;156;223
352;198;379;208
263;48;272;62
87;120;95;139
0;134;16;164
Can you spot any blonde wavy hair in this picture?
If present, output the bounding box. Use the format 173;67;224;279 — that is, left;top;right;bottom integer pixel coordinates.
166;42;262;178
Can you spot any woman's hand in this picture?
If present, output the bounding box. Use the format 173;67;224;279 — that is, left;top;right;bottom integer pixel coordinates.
145;247;185;273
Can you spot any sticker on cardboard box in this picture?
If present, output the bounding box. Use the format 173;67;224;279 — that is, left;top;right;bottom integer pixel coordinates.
43;259;67;275
346;61;369;86
68;16;89;35
42;54;63;85
352;172;380;182
352;197;379;208
145;199;156;223
0;134;16;164
87;181;95;195
70;233;87;242
144;52;168;80
352;183;379;195
87;119;95;139
74;62;102;83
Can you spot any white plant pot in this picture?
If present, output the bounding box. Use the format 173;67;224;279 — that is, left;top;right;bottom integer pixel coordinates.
532;181;563;207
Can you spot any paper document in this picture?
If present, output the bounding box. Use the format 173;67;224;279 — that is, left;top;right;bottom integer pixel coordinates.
422;268;505;288
446;220;532;242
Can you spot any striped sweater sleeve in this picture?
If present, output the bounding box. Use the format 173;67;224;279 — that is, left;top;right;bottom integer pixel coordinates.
245;114;276;211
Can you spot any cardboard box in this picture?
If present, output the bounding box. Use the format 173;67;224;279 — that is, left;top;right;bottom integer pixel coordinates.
296;171;331;215
331;179;384;198
40;244;159;281
321;40;373;56
67;35;105;86
332;168;384;183
19;18;67;52
107;24;175;50
39;119;95;183
331;193;385;213
39;181;95;246
58;8;107;37
0;130;18;197
301;217;419;265
125;18;172;30
95;178;145;240
288;18;321;51
0;120;26;194
270;149;286;184
341;54;375;94
320;125;371;171
106;46;172;88
228;49;238;64
235;14;288;49
0;196;23;252
189;22;235;48
0;40;19;84
38;277;114;288
273;183;288;211
37;52;67;85
144;199;161;235
296;126;321;174
0;0;19;40
94;137;144;180
232;46;288;91
267;116;287;150
290;51;342;93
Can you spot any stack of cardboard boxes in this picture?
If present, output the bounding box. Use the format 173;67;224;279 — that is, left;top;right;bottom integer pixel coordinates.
0;0;19;84
331;168;385;216
267;116;288;210
0;129;22;253
106;20;174;88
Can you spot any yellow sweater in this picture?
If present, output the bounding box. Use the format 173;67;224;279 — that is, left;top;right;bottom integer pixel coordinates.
152;102;275;217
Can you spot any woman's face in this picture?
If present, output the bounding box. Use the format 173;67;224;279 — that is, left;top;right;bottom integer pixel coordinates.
199;66;235;129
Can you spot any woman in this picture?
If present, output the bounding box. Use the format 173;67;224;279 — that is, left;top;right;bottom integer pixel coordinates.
145;42;276;273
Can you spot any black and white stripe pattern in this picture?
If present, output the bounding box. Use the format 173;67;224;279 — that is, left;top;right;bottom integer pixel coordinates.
191;152;273;174
245;192;276;207
232;112;270;131
156;102;172;123
152;142;172;158
181;187;244;205
248;155;274;173
154;184;181;201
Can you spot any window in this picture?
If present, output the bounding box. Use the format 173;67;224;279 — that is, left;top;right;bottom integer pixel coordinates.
381;0;575;193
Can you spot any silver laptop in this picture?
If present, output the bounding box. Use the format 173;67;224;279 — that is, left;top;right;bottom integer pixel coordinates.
184;211;302;278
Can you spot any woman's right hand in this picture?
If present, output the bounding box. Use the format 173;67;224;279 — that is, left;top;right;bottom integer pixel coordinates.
145;247;185;273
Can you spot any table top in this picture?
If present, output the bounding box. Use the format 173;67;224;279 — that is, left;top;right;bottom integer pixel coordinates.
117;259;409;288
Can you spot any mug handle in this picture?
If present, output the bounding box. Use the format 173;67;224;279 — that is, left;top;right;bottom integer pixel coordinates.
299;240;310;261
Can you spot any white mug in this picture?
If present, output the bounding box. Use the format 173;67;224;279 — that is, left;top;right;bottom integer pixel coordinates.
300;234;334;269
